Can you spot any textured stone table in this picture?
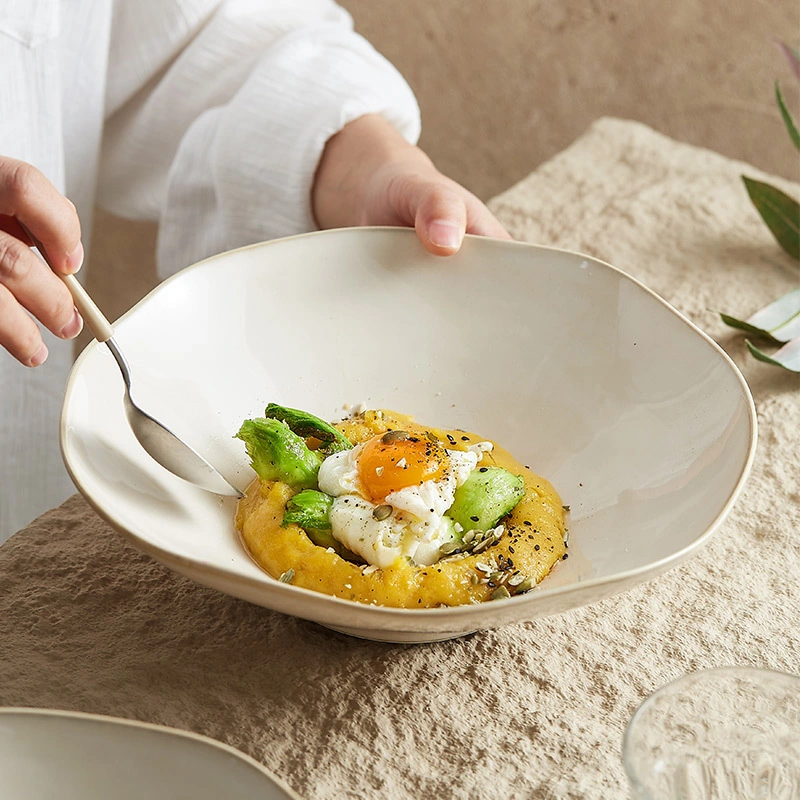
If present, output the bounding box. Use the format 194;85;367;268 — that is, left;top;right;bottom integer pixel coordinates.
1;118;798;800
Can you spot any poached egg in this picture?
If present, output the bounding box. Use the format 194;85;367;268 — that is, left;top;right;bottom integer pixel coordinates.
317;431;483;567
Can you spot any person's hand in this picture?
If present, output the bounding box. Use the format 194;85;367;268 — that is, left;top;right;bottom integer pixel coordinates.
0;157;84;366
312;114;510;255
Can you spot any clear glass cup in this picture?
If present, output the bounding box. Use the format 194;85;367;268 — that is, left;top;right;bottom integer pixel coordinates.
623;667;800;800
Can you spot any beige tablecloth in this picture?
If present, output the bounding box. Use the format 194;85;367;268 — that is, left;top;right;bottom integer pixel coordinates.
1;119;798;800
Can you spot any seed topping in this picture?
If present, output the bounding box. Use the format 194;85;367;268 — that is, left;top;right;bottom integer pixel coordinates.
279;569;295;584
381;429;410;443
372;504;393;521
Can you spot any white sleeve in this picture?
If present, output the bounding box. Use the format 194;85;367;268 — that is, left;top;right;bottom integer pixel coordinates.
98;0;421;278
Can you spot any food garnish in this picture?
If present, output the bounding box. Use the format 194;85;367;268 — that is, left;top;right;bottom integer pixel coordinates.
235;405;567;607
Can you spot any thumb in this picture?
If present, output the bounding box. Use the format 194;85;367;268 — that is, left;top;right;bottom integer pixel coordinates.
412;183;467;256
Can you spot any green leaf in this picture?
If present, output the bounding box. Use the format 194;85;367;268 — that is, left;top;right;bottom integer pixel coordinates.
742;176;800;260
746;337;800;372
719;288;800;342
263;403;352;454
776;81;800;152
719;312;774;338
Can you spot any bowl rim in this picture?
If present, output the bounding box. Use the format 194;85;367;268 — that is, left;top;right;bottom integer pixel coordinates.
60;226;759;624
0;706;302;798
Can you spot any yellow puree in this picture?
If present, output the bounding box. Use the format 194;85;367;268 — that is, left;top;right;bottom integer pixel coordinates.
235;410;566;608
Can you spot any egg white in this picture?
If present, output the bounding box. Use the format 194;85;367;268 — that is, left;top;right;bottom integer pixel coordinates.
317;443;480;567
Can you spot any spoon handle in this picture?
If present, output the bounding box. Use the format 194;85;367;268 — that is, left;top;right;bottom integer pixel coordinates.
20;224;114;343
58;272;114;343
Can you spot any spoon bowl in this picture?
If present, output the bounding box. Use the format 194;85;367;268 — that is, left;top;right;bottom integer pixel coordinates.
25;226;240;498
105;339;242;497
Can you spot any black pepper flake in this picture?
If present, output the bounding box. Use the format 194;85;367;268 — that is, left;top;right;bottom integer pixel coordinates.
447;434;457;444
470;515;479;522
525;465;530;469
534;544;540;550
523;520;532;526
460;435;469;441
418;598;422;603
562;553;569;560
509;546;515;554
479;467;488;473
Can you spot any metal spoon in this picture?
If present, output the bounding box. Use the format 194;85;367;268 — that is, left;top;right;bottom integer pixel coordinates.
27;228;242;497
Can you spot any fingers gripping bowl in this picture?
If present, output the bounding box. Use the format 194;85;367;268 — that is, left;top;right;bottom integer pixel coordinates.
60;228;756;643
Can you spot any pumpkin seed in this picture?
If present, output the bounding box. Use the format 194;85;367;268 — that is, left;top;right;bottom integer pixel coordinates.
490;586;511;601
381;430;409;443
279;569;295;584
472;538;492;553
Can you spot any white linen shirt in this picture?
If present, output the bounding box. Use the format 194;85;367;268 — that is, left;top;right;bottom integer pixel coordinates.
0;0;420;541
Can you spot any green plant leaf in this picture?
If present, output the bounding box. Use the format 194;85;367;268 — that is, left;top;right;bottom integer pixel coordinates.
719;288;800;342
719;312;773;338
776;40;800;80
776;81;800;151
746;337;800;372
742;176;800;259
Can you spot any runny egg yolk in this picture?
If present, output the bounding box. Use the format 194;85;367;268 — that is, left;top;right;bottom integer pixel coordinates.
357;433;447;502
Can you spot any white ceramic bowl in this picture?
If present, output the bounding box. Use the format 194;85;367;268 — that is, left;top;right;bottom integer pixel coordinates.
61;228;756;643
0;708;300;799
